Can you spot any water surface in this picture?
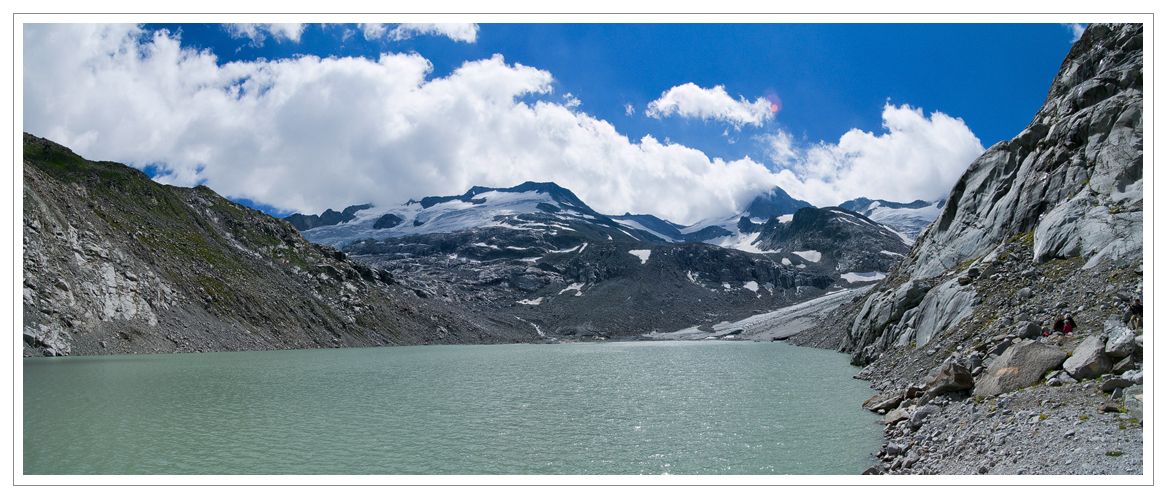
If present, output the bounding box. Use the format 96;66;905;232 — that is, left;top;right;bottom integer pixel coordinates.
24;340;881;475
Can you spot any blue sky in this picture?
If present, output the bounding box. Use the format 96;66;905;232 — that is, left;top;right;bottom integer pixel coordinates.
23;22;1086;225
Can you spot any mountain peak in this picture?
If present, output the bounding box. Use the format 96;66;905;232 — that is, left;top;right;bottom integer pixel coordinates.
744;186;814;220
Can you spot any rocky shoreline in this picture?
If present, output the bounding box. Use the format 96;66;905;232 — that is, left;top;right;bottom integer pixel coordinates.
783;23;1146;476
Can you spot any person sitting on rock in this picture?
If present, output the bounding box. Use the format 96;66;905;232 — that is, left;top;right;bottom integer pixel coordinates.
1128;299;1142;330
1052;317;1065;334
1063;315;1076;334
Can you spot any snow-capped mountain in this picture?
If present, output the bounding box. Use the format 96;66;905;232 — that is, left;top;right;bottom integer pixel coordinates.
836;197;945;242
752;206;911;277
296;182;668;248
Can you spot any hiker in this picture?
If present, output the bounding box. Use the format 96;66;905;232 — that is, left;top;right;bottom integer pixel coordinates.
1052;317;1065;334
1063;315;1076;334
1128;299;1142;330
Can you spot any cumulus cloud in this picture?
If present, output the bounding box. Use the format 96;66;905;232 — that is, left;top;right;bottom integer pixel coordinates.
765;103;985;207
23;24;781;225
646;83;773;128
387;23;479;43
225;23;305;45
358;23;389;40
1063;23;1087;42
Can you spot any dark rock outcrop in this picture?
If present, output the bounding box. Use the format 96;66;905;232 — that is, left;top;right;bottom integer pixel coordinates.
743;185;814;220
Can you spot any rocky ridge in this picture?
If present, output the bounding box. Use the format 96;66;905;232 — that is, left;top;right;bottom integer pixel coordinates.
786;23;1144;475
22;133;541;356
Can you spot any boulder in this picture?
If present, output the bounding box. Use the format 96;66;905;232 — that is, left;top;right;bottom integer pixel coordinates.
885;406;915;425
923;359;974;397
1122;370;1143;385
973;340;1067;397
1099;374;1135;392
862;393;904;413
1123;385;1143;422
910;405;942;428
1111;354;1137;374
1064;335;1113;380
1105;324;1137;357
1017;322;1042;340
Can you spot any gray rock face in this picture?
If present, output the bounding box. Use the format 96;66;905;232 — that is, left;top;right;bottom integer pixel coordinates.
973;340;1067;397
840;23;1142;365
908;23;1142;279
1064;335;1114;380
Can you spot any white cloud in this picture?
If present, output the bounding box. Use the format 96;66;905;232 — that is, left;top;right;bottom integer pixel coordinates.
624;103;634;116
646;83;773;128
225;23;306;45
1063;23;1087;42
359;23;389;40
766;103;985;207
23;24;782;226
388;23;478;43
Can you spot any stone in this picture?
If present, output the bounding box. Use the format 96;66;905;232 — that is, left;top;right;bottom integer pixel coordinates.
1018;287;1033;299
885;442;910;456
1099;374;1134;392
1064;335;1113;380
911;405;942;428
1104;324;1137;357
1121;370;1143;385
923;359;974;397
904;451;921;468
1098;403;1121;413
1111;355;1137;374
1017;322;1042;340
863;393;904;413
885;407;915;425
973;340;1067;397
1123;385;1143;422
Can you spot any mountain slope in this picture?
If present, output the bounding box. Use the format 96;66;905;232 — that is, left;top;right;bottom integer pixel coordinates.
788;23;1144;476
753;207;912;277
22;133;539;356
840;23;1143;364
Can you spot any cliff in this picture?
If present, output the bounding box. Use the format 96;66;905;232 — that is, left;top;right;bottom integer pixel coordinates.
788;23;1144;476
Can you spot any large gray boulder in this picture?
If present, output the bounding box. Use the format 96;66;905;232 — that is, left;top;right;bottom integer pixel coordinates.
923;359;974;397
1104;321;1137;357
973;340;1067;397
1064;335;1114;380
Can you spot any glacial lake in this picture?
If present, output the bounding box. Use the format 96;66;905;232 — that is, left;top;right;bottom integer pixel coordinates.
23;340;882;475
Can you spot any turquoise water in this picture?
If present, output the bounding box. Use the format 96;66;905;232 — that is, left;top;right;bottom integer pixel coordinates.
23;340;882;475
